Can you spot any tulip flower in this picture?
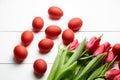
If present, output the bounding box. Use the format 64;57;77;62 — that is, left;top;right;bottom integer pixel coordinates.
93;44;105;56
86;36;101;53
104;42;111;52
113;74;120;80
93;42;111;56
69;39;79;50
48;35;118;80
105;51;115;63
106;69;120;80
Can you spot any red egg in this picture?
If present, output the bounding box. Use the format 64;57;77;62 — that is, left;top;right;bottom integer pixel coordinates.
13;45;28;62
21;30;34;46
48;6;63;20
68;17;83;32
38;38;54;53
112;43;120;60
32;17;44;32
45;25;62;39
62;29;74;45
33;59;47;76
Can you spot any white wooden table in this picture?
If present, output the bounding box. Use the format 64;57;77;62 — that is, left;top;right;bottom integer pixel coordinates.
0;0;120;80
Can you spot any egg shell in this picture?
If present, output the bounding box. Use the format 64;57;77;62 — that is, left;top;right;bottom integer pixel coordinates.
45;25;62;39
38;38;54;53
48;6;63;20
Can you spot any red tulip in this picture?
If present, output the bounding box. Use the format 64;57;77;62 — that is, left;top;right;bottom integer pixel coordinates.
113;74;120;80
106;69;120;80
105;51;115;63
86;36;101;53
93;42;111;56
69;39;79;50
104;42;111;52
93;44;105;56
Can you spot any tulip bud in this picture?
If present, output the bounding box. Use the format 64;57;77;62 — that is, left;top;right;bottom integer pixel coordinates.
93;44;105;56
86;37;101;53
69;39;79;50
104;42;111;52
93;42;112;56
113;73;120;80
105;51;115;63
106;69;120;80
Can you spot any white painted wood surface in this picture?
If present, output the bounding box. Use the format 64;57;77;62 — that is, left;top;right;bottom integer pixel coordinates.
0;0;120;80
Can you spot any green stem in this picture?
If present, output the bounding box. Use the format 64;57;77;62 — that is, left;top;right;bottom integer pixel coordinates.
95;78;106;80
74;53;107;80
55;47;69;76
54;38;86;80
54;61;78;80
79;55;94;60
74;59;91;79
47;46;64;80
63;38;87;68
99;34;103;39
100;56;117;76
59;47;69;68
87;63;107;80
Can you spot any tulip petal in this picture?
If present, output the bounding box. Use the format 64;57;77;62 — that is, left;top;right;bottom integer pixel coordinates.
86;37;101;53
105;51;115;63
93;44;105;56
69;39;79;50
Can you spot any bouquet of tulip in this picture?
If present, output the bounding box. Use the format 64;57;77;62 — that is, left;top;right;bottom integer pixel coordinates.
47;35;119;80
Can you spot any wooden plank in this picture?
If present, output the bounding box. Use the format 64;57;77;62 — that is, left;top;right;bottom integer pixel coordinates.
0;63;52;80
0;0;120;31
0;31;120;64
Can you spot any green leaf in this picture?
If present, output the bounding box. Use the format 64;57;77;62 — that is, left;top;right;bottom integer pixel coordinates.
100;56;117;76
64;38;87;68
47;46;64;80
79;55;94;60
54;61;78;80
87;63;107;80
95;78;106;80
74;53;107;80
